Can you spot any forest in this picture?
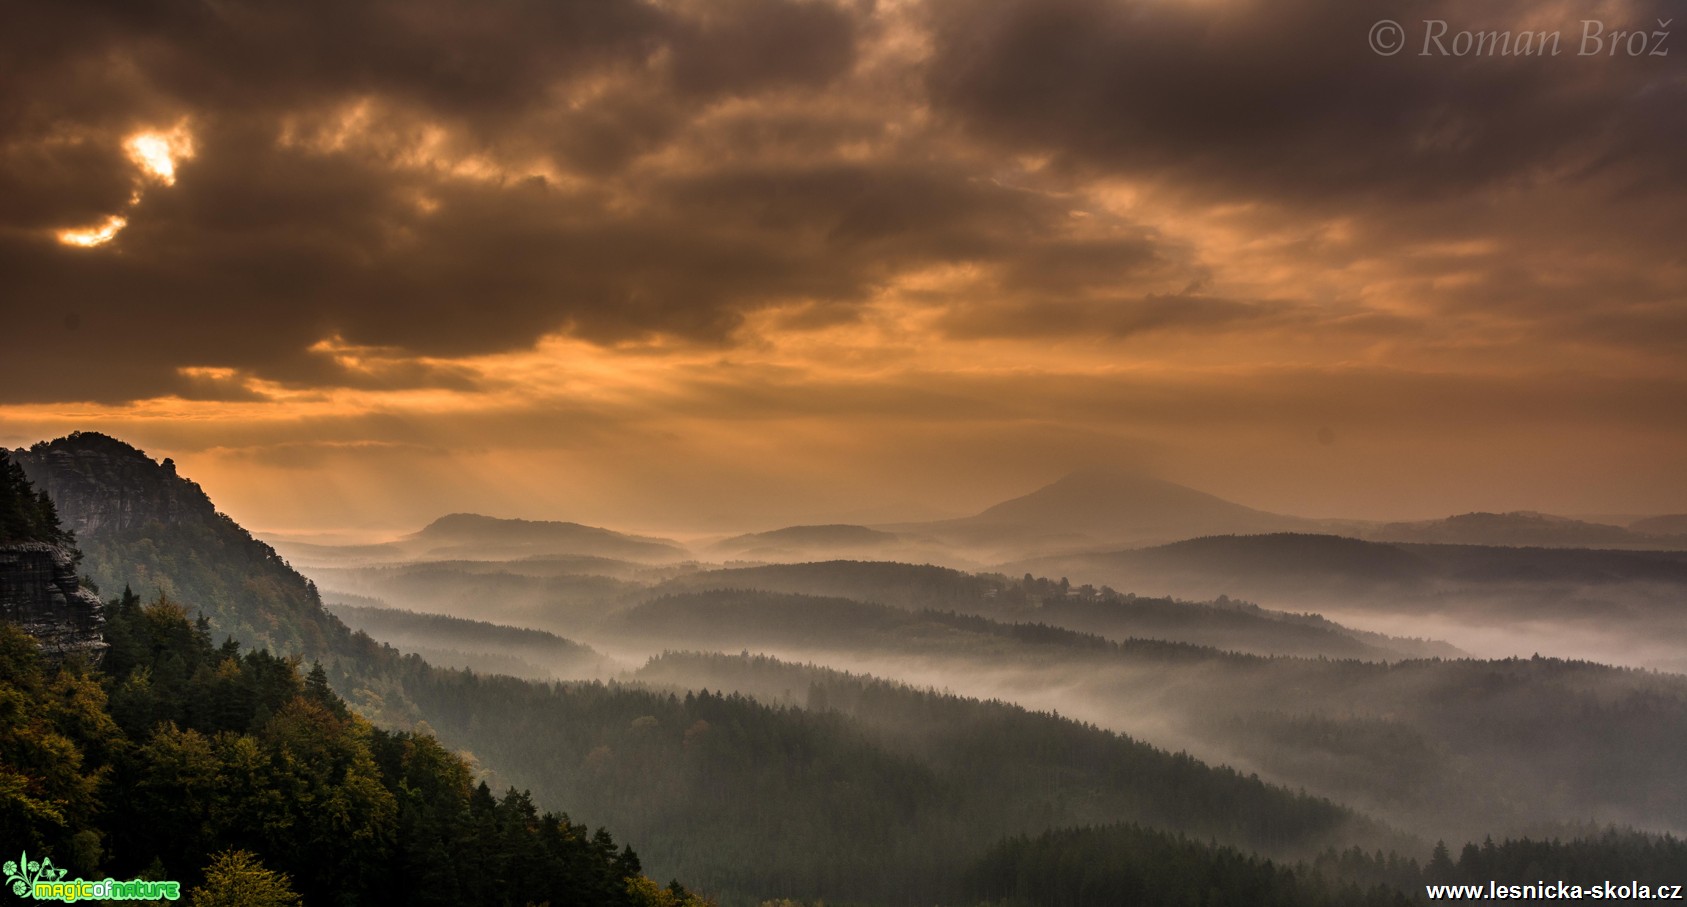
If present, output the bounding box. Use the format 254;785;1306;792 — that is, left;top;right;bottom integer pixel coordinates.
1;588;706;906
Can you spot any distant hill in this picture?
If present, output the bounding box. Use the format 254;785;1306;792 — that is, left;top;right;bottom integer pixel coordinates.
1365;511;1685;549
1010;533;1687;671
1011;532;1687;596
1632;514;1687;537
323;601;609;680
274;512;691;565
653;559;1454;660
405;513;690;561
892;469;1312;557
712;523;902;558
890;469;1687;557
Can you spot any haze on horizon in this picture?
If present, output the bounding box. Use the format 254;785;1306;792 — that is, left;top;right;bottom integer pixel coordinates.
3;0;1685;536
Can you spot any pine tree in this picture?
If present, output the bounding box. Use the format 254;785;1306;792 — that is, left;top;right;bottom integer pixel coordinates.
1427;840;1455;883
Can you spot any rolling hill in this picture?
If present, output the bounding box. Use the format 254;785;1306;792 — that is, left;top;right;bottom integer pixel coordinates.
269;512;692;566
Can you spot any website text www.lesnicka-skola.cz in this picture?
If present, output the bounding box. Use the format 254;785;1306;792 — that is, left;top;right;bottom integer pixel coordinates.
1426;880;1685;900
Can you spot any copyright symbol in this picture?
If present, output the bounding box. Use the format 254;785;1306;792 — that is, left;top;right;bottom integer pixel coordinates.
1370;19;1406;55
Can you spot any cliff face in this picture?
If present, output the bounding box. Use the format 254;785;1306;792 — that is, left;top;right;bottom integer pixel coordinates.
11;432;218;538
1;446;107;661
0;541;106;661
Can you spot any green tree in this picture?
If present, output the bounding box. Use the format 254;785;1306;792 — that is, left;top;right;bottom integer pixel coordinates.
187;849;301;907
0;625;112;870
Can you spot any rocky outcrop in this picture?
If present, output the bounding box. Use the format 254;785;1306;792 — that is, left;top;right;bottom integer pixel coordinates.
10;432;336;659
0;541;106;662
11;432;218;538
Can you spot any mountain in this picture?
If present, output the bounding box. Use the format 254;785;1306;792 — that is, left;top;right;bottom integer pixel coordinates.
895;470;1687;558
407;513;689;561
9;432;217;537
272;512;692;566
12;433;362;663
893;468;1312;557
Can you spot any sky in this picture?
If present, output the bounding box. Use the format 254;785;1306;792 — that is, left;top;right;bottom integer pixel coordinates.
2;0;1685;536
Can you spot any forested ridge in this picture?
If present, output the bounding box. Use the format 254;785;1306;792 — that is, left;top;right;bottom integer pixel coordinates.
614;587;1687;842
324;601;607;681
1;589;709;906
650;560;1450;659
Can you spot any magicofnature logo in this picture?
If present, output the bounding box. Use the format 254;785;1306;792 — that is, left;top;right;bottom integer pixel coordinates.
5;851;179;903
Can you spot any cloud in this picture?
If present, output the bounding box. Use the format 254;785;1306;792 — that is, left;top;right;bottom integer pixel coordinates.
0;0;879;398
935;294;1272;340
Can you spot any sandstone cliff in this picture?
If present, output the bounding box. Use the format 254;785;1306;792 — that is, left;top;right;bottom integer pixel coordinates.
0;541;106;661
11;431;218;538
1;447;106;661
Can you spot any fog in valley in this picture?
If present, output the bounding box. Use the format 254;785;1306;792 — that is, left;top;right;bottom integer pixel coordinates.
271;469;1687;857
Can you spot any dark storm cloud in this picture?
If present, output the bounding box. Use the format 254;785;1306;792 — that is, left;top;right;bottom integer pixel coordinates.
0;0;663;123
4;0;1685;410
0;0;886;402
924;0;1687;202
0;0;1196;405
0;138;135;230
1;0;1210;407
914;0;1685;372
4;119;1182;402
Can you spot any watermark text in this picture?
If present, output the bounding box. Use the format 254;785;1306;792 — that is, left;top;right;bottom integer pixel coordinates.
1370;18;1671;57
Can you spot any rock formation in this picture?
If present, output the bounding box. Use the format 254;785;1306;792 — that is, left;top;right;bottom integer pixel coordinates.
0;447;106;661
11;431;218;538
0;541;106;661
